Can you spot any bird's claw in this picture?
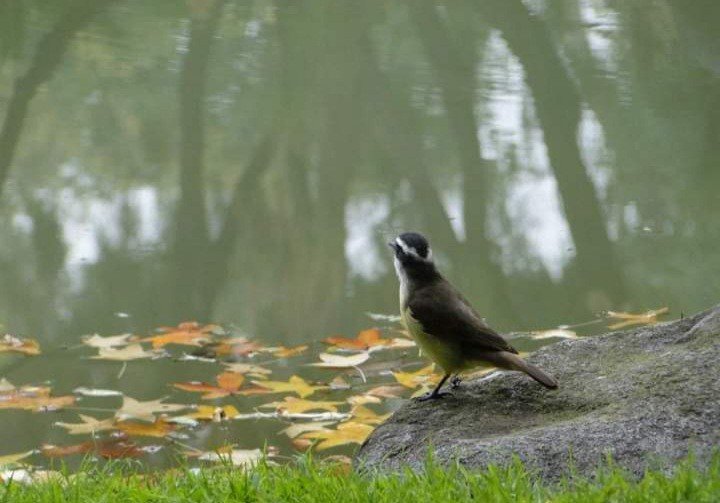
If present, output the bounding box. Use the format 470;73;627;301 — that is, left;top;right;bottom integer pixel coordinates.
415;390;452;402
450;376;462;389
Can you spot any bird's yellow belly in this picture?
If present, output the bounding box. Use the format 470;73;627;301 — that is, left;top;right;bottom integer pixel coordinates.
401;307;467;373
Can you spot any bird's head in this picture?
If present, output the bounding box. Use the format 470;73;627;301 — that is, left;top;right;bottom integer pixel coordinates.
389;232;438;285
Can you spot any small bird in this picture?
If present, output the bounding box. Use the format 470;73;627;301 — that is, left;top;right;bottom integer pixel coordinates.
389;232;558;400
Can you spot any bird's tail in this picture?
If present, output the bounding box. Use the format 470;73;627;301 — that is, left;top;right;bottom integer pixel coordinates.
499;352;559;389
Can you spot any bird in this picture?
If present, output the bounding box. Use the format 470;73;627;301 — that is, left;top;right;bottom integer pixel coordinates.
389;231;558;401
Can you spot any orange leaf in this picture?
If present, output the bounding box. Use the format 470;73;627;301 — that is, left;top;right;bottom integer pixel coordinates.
392;365;438;389
272;345;309;358
142;322;217;348
214;340;263;357
0;334;40;356
41;442;94;458
184;405;240;422
0;382;75;412
173;371;245;399
323;328;388;351
117;417;177;438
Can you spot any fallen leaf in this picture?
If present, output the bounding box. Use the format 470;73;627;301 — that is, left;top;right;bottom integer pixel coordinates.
90;344;160;361
321;455;352;475
214;339;263;357
329;376;351;390
291;438;313;451
272;345;309;358
323;328;389;351
528;329;578;340
346;394;382;406
82;333;132;349
349;405;390;425
173;371;245;399
301;422;374;450
184;405;240;422
385;337;416;349
251;376;327;399
117;417;177;438
308;352;370;368
56;414;116;435
197;448;264;468
0;450;35;467
0;382;75;412
116;396;189;422
366;385;406;398
73;387;123;397
222;362;272;376
392;365;437;389
278;421;336;439
142;322;217;348
260;397;343;414
0;334;40;356
606;307;669;330
41;442;94;458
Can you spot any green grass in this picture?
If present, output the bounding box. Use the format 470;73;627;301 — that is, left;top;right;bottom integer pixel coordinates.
2;453;718;503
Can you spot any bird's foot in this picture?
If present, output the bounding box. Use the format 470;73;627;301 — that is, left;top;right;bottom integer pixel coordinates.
450;375;462;389
415;390;452;402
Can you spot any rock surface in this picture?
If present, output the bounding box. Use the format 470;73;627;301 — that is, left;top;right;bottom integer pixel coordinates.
356;305;720;480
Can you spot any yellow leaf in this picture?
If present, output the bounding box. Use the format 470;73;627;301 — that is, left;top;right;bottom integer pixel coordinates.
260;397;343;414
301;422;374;450
392;365;437;389
0;334;40;355
117;417;176;438
278;421;336;439
197;448;265;468
56;414;116;435
81;333;132;349
528;329;578;340
251;375;326;399
308;352;370;368
184;405;240;422
116;396;189;422
272;345;309;358
323;328;389;350
222;362;272;376
606;307;669;330
350;405;390;425
346;394;382;406
90;344;160;361
366;385;406;398
0;450;34;467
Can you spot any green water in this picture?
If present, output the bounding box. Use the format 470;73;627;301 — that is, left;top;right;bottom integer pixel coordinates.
0;0;718;467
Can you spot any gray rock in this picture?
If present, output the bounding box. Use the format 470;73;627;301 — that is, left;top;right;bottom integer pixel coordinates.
355;305;720;480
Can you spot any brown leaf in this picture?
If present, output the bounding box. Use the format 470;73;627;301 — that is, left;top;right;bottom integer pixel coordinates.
365;385;406;398
251;376;327;399
272;345;309;358
0;334;40;356
173;371;245;399
117;417;177;438
323;328;388;351
606;307;669;330
142;322;217;348
0;382;75;412
260;397;344;414
41;442;94;458
301;422;374;450
56;414;116;435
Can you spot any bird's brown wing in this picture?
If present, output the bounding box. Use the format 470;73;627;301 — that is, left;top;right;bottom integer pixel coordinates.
407;283;518;355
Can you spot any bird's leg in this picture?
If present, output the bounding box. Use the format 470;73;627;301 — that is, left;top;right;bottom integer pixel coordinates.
416;374;452;401
450;375;462;389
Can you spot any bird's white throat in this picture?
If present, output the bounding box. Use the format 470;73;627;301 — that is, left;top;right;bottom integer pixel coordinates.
394;256;410;308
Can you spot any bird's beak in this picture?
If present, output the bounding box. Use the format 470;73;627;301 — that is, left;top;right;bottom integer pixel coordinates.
388;241;399;252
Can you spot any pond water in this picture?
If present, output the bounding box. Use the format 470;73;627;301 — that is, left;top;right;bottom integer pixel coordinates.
0;0;718;471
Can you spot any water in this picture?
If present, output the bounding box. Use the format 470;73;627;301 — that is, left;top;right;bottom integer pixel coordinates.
0;0;718;469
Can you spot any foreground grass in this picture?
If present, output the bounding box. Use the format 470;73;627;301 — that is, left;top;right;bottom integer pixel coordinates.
2;454;718;503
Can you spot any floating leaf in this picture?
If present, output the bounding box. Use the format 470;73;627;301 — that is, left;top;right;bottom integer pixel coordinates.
73;387;123;397
365;385;406;398
0;334;40;356
55;414;116;435
222;362;272;376
0;382;75;412
213;338;263;357
196;447;266;468
117;417;177;438
142;322;217;349
349;405;390;425
251;376;326;399
392;365;437;389
301;422;374;450
278;421;336;439
41;442;94;458
90;344;160;361
260;397;343;414
0;450;34;467
346;394;382;406
116;396;189;422
606;307;669;330
308;352;370;369
82;333;132;349
183;405;240;422
272;345;309;358
528;329;578;340
173;371;245;399
323;328;389;351
385;337;416;349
